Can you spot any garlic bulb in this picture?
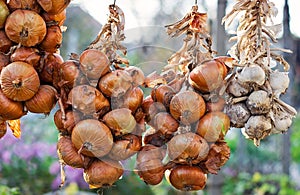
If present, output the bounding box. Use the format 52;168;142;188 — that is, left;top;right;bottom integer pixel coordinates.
269;70;289;98
244;115;272;146
246;90;271;115
224;103;250;128
237;65;265;86
227;77;252;97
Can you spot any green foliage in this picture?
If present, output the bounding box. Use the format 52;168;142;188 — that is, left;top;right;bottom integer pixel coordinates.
291;115;300;163
222;172;300;195
0;185;20;195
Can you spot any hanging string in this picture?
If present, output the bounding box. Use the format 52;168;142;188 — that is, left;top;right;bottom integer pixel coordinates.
113;0;117;7
195;0;198;5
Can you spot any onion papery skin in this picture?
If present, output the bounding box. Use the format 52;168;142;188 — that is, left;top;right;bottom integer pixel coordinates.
71;119;113;158
169;165;207;191
83;158;124;189
25;85;57;114
7;0;41;13
170;91;206;125
10;47;41;68
0;61;40;101
37;0;71;14
39;25;62;53
0;30;13;53
5;10;46;47
79;49;110;80
0;89;25;120
41;9;66;26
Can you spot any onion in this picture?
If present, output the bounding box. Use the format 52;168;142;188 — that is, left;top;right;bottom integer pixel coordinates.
0;61;40;101
143;131;167;147
108;134;142;161
10;47;41;69
5;9;46;47
0;89;24;120
0;53;9;72
0;119;7;139
113;86;143;113
0;0;9;29
39;25;62;53
39;53;63;83
153;112;179;137
168;165;207;191
67;85;110;115
167;132;209;164
103;108;137;136
206;97;225;112
7;0;41;13
59;60;81;88
54;109;81;134
151;84;175;108
189;59;227;93
37;0;71;14
41;9;66;26
25;85;57;114
71;119;113;158
98;69;132;97
83;158;123;189
196;111;230;142
124;66;145;86
170;91;206;125
0;30;13;53
79;49;110;80
136;145;166;185
141;96;166;126
57;135;84;168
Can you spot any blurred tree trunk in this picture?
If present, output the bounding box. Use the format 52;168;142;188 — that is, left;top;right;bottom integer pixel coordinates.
207;1;227;194
281;0;294;176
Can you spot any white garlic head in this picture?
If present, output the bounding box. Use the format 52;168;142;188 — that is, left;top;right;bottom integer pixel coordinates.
237;65;266;86
224;103;250;128
246;90;271;115
244;115;272;146
227;76;252;97
269;70;289;98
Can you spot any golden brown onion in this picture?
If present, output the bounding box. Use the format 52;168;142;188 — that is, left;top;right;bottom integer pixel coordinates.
0;30;13;53
98;69;132;97
79;49;110;80
169;165;207;191
103;108;136;136
153;112;179;137
57;135;84;168
0;53;9;72
10;47;41;68
39;53;63;83
41;9;66;26
206;97;225;112
25;85;57;114
170;91;206;125
59;60;80;88
167;132;209;164
0;61;40;101
0;119;7;139
196;111;230;142
83;158;123;189
122;87;144;113
54;109;81;134
67;85;110;115
124;66;145;86
7;0;41;13
189;59;227;93
5;10;46;47
39;25;62;53
71;119;113;158
0;89;24;120
108;134;142;161
0;1;9;29
37;0;70;14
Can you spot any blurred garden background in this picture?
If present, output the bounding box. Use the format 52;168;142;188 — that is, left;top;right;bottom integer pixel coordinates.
1;0;300;194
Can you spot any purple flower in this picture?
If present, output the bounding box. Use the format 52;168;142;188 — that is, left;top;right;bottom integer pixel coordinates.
49;161;60;175
1;150;11;164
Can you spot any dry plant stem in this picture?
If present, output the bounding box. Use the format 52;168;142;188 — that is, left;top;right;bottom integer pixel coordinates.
88;4;127;66
59;163;66;188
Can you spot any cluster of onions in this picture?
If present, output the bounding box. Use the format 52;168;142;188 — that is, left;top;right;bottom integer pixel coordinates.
54;4;145;189
138;6;231;191
222;0;297;146
0;0;70;139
